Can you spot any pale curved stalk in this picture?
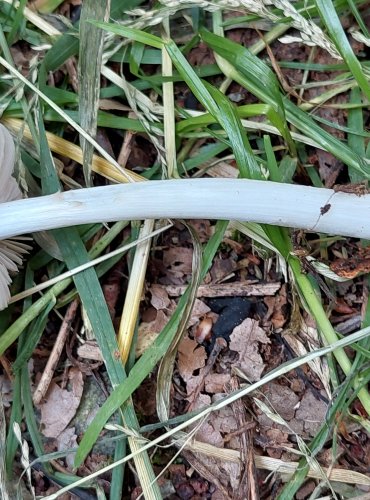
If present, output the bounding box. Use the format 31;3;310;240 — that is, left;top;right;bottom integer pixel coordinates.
0;178;369;240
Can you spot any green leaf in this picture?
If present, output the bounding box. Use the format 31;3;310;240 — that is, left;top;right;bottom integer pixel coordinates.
91;21;164;49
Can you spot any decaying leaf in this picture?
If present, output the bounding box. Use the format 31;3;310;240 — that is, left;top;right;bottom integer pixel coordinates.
229;318;270;381
39;368;84;438
178;336;206;383
163;246;193;282
150;284;171;310
56;427;78;470
136;310;170;357
264;283;288;329
295;390;327;436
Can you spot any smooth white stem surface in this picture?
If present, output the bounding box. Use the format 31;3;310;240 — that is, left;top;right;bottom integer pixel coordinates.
2;179;370;239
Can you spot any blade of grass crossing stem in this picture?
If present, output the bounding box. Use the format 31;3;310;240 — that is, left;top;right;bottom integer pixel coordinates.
74;220;229;467
5;265;37;477
37;112;161;499
11;298;56;372
200;29;370;176
156;224;202;422
315;0;370;101
348;87;365;182
78;0;110;185
202;81;260;179
263;135;280;182
5;370;22;478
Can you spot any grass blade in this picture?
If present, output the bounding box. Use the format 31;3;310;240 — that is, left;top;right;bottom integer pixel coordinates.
201;29;370;177
315;0;370;101
79;0;110;185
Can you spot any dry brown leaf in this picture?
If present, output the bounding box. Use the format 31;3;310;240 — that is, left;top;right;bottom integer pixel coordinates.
192;394;224;447
229;318;270;381
163;247;193;279
295;390;327;436
136;310;169;357
189;299;211;326
205;373;230;394
39;368;83;438
178;336;206;382
56;427;78;470
264;283;288;329
260;383;299;422
150;284;171;310
210;256;237;282
0;375;12;407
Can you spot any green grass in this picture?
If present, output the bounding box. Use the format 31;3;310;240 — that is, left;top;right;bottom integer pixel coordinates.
0;0;370;498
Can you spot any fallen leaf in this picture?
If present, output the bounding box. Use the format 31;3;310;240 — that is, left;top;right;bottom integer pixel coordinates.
205;373;230;394
192;394;224;447
136;310;169;357
259;383;299;422
0;375;12;407
178;336;206;382
150;284;171;310
39;368;84;438
189;299;211;327
333;298;356;315
210;256;237;282
56;427;78;470
264;284;288;329
295;390;327;436
229;318;270;381
163;247;193;278
317;150;343;188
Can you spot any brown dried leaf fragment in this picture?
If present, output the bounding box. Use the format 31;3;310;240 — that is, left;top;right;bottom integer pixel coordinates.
178;336;206;383
229;318;269;381
39;368;83;438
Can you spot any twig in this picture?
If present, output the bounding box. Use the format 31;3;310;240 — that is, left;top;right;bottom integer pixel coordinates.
33;299;79;405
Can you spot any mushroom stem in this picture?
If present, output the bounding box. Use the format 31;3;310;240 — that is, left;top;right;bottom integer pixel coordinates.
0;178;369;240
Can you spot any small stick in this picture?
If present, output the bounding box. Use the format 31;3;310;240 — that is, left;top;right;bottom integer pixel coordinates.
33;299;79;405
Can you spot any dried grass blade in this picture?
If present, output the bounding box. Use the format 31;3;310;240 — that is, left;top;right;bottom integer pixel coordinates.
79;0;111;185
